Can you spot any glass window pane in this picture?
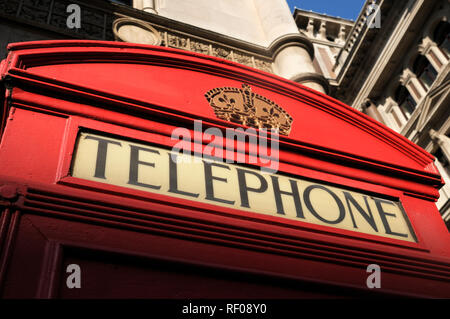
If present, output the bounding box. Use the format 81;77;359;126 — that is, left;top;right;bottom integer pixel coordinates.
441;35;450;58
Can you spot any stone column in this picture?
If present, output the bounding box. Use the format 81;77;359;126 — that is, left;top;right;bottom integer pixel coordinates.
270;36;328;94
318;20;327;40
306;18;315;37
336;25;347;45
142;0;157;14
254;0;328;94
133;0;157;14
133;0;142;10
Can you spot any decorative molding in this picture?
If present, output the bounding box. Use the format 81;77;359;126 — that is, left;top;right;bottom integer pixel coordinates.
418;37;434;55
113;17;162;45
294;8;354;47
306;18;314;36
290;72;330;94
399;68;415;86
269;33;315;60
337;25;347;44
156;29;273;73
0;183;25;207
418;36;448;71
318;21;327;40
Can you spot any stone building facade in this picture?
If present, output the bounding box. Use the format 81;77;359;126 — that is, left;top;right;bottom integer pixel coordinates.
0;0;448;228
295;0;450;229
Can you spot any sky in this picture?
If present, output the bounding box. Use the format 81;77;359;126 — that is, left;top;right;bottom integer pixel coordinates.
286;0;366;21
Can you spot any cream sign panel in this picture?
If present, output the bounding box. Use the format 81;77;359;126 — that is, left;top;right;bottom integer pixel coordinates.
71;132;417;242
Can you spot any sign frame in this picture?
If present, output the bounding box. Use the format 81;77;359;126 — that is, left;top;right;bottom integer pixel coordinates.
56;115;427;251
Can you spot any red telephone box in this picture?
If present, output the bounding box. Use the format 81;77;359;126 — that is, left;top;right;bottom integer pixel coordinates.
0;40;449;298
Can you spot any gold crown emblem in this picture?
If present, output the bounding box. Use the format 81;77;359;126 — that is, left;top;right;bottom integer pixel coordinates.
204;84;293;135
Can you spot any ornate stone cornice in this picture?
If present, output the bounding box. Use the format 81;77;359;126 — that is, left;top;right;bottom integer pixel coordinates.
399;68;415;86
418;37;434;55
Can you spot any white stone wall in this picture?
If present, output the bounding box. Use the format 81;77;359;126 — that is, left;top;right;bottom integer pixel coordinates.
154;0;268;46
149;0;303;47
252;0;300;43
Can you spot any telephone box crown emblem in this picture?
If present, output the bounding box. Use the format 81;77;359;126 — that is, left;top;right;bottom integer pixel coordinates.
204;84;293;135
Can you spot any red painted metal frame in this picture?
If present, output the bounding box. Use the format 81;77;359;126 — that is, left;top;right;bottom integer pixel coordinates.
0;40;449;298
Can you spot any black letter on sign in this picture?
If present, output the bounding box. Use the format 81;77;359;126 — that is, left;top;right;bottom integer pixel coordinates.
168;154;199;198
344;192;378;232
128;145;161;190
203;161;235;205
373;198;408;238
85;135;122;179
304;185;345;224
236;168;268;208
270;176;304;218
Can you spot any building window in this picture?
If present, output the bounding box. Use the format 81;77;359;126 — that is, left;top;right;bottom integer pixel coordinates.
394;85;416;120
434;21;450;58
413;54;437;90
